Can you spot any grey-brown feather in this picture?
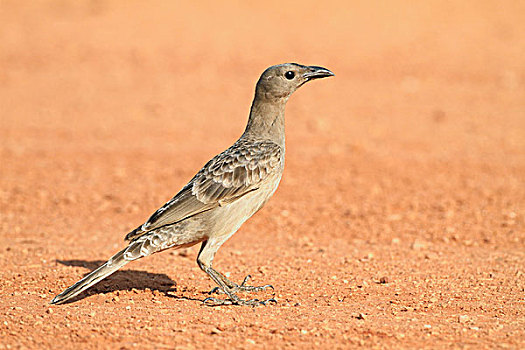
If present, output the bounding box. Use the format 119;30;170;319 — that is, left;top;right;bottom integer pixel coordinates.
50;248;130;304
125;138;281;241
51;63;333;306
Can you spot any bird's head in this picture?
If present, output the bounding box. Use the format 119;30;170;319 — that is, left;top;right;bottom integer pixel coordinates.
255;63;334;100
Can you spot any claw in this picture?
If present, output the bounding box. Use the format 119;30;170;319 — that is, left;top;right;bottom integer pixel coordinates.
260;298;277;305
203;296;277;307
235;275;274;293
202;268;276;306
208;287;222;295
209;275;275;294
240;275;252;287
203;297;233;306
236;283;274;293
203;296;215;304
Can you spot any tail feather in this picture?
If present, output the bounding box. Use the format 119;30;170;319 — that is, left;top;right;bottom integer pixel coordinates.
50;248;130;305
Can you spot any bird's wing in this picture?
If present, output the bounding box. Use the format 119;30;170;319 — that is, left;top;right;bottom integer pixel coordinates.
125;139;282;241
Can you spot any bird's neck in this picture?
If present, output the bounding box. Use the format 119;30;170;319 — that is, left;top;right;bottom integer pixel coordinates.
243;96;287;147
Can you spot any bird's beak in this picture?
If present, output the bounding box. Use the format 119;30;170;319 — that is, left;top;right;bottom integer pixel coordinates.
303;66;335;81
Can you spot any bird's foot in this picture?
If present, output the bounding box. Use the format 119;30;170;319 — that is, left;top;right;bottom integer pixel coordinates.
209;275;274;295
236;274;274;293
204;275;276;306
203;294;277;307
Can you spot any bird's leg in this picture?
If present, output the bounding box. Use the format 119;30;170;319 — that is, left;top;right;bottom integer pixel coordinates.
202;266;276;307
209;274;274;294
196;240;275;306
233;274;274;293
206;267;237;294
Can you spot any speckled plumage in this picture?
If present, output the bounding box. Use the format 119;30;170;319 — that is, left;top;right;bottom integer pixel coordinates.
51;63;333;306
125;137;283;241
121;137;284;261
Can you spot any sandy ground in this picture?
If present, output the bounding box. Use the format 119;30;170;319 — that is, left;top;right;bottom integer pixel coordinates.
1;1;524;349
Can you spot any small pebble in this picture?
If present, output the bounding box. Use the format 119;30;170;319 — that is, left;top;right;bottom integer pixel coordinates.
210;327;222;335
458;315;469;323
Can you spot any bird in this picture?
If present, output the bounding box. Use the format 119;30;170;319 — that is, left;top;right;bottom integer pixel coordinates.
50;63;334;306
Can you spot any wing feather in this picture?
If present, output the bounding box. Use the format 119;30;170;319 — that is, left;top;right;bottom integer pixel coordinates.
125;139;282;241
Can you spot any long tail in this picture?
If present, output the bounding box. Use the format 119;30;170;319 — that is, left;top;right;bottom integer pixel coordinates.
50;248;130;305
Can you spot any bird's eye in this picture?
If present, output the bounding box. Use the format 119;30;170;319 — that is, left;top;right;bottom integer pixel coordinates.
284;71;295;80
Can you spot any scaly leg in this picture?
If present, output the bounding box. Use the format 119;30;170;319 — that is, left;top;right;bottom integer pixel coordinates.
209;274;274;294
197;239;276;307
202;266;276;306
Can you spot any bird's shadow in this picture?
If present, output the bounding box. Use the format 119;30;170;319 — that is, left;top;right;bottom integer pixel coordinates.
55;259;203;304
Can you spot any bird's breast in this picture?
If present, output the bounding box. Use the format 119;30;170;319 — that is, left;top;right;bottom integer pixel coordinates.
205;170;283;237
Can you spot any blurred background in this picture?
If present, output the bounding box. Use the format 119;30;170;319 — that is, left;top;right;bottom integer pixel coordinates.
1;0;523;242
2;1;523;159
1;0;524;278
